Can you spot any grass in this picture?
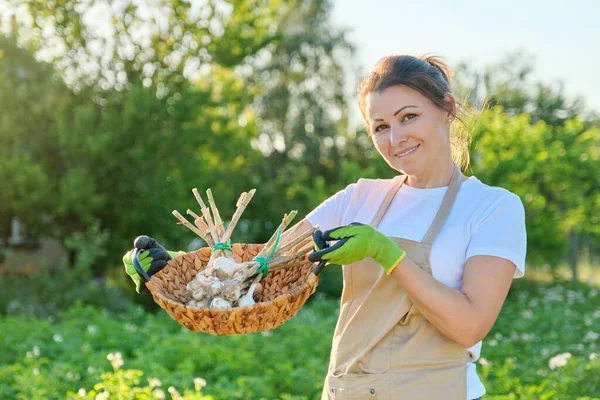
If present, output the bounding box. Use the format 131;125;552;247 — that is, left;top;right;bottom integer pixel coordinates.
1;277;600;399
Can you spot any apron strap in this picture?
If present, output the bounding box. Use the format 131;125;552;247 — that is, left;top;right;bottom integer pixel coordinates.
421;166;466;246
368;166;467;246
369;175;407;227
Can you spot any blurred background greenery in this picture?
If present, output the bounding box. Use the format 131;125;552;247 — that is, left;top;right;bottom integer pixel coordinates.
0;0;599;399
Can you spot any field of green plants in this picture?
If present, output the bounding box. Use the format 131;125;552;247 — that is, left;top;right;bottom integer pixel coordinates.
1;280;599;400
2;1;600;400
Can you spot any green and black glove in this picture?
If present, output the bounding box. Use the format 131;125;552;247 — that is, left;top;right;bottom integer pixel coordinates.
123;235;184;293
309;223;406;275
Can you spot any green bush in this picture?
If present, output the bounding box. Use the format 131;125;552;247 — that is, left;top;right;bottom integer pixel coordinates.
0;223;132;317
0;280;599;399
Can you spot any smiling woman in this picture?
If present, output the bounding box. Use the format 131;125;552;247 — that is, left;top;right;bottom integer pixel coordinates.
298;54;527;400
358;55;471;188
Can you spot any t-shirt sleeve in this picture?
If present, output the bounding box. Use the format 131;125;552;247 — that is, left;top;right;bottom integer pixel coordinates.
305;183;356;233
466;193;527;278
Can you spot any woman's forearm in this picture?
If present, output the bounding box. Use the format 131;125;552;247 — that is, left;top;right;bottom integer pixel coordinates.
390;258;483;348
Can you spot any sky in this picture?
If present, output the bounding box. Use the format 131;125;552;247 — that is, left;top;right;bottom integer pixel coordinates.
330;0;600;114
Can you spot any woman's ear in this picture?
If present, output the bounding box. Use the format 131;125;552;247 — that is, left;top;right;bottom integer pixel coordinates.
443;93;457;122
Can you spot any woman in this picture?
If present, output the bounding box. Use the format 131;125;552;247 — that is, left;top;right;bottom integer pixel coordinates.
124;55;526;399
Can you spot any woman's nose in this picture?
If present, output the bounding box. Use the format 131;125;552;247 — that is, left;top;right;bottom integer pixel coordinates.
390;124;407;146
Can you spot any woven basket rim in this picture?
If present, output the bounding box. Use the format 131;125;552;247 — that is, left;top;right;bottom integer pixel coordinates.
146;244;319;313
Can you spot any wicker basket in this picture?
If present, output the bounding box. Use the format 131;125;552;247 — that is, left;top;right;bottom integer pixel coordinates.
143;243;319;335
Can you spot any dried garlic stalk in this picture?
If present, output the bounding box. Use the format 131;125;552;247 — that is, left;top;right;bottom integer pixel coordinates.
173;188;316;309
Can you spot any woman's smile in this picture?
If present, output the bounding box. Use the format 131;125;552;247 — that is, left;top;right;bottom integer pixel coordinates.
394;144;420;158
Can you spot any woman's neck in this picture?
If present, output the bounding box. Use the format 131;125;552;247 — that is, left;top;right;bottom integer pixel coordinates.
405;159;456;189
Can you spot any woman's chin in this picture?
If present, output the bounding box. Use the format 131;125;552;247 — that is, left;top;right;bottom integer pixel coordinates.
387;159;420;176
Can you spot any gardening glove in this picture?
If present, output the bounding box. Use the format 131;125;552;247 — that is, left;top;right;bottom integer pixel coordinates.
123;235;184;293
311;229;342;270
308;223;406;275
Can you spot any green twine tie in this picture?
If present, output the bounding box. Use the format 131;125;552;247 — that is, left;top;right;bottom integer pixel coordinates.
253;229;281;279
212;240;232;252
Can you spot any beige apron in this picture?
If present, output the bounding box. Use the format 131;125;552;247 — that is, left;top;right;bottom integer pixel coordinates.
322;167;471;400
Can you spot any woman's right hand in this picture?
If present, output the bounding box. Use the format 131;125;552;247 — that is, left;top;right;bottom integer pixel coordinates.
122;235;183;293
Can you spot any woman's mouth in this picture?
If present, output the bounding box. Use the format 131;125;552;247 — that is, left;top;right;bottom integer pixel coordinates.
394;144;420;158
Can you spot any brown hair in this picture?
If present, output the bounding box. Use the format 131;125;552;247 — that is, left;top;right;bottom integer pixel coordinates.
357;54;471;170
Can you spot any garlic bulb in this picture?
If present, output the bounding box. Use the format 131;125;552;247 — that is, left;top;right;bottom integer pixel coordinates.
191;289;208;301
220;280;243;302
213;257;245;280
210;280;224;294
254;282;263;298
210;297;232;309
238;281;259;307
187;273;218;300
187;299;210;308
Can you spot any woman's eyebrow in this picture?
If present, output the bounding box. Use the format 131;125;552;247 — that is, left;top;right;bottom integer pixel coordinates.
373;105;419;121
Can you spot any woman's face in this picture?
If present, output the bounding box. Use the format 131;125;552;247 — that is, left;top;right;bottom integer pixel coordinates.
365;85;453;177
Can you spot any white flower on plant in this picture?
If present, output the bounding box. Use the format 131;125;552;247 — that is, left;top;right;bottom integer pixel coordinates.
33;368;39;375
521;309;534;319
590;289;598;298
478;358;490;366
78;388;87;396
566;289;586;304
148;377;162;388
584;331;599;342
564;308;574;317
529;298;539;307
152;389;166;399
590;353;598;361
262;330;273;337
27;346;41;358
541;348;550;357
95;391;109;400
488;339;498;347
168;387;183;400
593;309;600;319
87;325;97;334
107;352;124;370
52;334;63;343
543;286;565;302
549;352;572;370
194;377;207;391
521;333;536;342
517;292;529;301
87;366;96;374
585;317;593;326
125;323;137;332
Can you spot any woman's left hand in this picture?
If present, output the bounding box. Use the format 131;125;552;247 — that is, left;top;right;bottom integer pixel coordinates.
308;223;406;275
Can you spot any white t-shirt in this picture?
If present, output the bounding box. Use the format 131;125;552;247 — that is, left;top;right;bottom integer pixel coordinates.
306;175;527;400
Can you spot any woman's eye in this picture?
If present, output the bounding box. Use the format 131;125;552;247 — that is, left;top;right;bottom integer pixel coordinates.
374;124;388;133
402;113;418;122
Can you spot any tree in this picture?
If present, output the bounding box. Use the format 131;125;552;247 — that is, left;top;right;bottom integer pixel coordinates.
456;52;600;279
0;36;65;246
0;0;358;277
469;107;600;277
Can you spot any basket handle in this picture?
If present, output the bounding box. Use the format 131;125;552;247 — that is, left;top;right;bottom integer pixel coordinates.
132;248;151;283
